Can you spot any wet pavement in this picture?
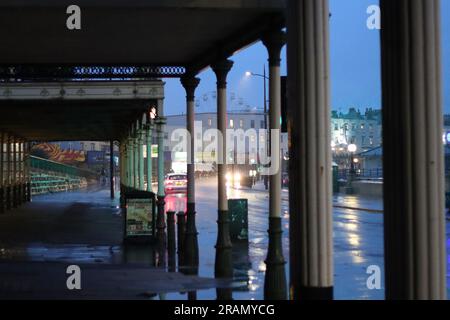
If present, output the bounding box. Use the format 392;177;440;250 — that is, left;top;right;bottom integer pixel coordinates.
0;180;449;299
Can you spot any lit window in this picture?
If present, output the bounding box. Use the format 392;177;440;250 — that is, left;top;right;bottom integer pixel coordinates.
230;119;234;128
239;119;244;128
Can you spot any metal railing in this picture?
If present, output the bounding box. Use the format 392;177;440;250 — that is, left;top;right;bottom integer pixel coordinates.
337;168;384;180
30;156;99;195
30;156;98;179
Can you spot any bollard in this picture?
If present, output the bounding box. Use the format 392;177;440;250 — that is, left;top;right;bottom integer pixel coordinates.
166;211;176;272
156;195;166;233
156;229;167;269
176;211;186;267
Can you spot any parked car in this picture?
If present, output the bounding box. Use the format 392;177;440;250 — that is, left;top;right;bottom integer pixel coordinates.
164;173;187;194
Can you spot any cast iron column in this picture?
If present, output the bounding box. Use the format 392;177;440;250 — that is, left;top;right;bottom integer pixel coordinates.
138;117;145;191
119;142;125;205
181;75;200;269
287;0;334;299
134;122;140;190
156;99;167;234
381;0;446;299
127;135;134;188
212;59;234;283
262;29;287;300
146;114;153;193
167;211;176;272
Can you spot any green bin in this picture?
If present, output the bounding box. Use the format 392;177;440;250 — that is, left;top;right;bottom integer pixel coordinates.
332;164;339;193
228;198;248;241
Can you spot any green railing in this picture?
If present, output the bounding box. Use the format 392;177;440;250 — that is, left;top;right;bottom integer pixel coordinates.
30;156;99;195
30;156;98;179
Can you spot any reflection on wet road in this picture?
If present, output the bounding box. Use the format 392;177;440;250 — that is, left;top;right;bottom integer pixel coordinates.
0;180;449;299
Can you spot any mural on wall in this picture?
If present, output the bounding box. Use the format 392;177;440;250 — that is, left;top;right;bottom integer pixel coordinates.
31;143;85;164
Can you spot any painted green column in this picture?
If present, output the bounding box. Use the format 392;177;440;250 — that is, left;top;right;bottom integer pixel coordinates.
146;116;153;193
138;119;145;191
157;125;165;196
128;135;134;188
155;99;166;234
133;123;140;190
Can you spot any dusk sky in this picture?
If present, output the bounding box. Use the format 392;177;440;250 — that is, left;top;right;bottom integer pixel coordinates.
164;0;450;115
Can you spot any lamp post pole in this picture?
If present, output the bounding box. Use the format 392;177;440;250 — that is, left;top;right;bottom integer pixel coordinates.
246;68;269;190
346;144;357;194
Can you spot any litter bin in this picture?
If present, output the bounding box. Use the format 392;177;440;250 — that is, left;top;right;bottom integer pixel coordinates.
332;163;339;193
228;198;248;241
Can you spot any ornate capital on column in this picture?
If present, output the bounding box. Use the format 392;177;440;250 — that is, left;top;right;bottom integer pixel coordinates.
181;75;200;102
145;122;154;132
262;29;286;67
211;59;234;89
154;116;167;127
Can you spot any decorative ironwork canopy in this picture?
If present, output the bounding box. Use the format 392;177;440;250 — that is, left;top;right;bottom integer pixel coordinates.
0;65;186;82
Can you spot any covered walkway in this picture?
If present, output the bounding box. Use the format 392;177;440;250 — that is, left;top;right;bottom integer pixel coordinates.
0;0;447;300
0;187;233;299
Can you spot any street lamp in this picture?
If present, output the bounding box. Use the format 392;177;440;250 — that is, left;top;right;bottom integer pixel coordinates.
149;105;157;120
346;144;357;194
245;66;269;190
244;68;269;122
347;143;357;173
